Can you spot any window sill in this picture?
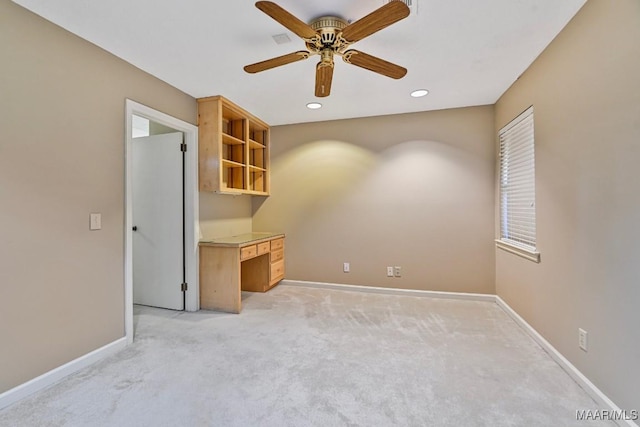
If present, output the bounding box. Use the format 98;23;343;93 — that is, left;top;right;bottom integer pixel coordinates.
495;239;540;263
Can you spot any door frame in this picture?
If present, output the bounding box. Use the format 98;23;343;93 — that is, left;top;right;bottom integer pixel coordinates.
124;99;199;344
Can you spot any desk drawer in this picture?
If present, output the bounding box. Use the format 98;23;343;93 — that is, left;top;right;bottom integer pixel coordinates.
270;238;284;251
257;242;270;256
240;245;257;260
270;259;285;281
271;248;284;263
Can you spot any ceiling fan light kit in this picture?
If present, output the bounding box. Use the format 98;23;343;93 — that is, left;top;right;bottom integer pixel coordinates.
244;1;411;97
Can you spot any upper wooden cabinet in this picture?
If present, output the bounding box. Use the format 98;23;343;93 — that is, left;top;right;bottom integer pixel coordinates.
197;96;270;195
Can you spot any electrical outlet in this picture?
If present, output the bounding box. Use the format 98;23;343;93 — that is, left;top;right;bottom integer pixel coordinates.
387;266;394;277
394;266;401;277
578;328;588;352
343;262;350;273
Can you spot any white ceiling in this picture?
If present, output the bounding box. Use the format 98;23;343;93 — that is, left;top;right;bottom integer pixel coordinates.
13;0;586;125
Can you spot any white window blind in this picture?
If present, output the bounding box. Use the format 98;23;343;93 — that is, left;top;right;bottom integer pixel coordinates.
499;106;537;252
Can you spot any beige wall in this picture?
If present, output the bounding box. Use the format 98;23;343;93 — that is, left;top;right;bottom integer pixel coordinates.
253;106;496;293
0;2;196;392
495;0;640;412
199;193;252;239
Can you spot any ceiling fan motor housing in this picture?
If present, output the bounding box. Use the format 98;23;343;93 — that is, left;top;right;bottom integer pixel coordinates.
310;16;348;47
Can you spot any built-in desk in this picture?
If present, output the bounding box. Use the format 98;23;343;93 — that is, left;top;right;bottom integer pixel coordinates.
199;232;285;313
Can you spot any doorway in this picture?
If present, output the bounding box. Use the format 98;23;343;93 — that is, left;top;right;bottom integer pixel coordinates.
124;100;199;344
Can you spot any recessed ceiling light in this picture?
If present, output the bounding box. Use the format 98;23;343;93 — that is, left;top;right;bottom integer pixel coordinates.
411;89;429;98
306;102;322;110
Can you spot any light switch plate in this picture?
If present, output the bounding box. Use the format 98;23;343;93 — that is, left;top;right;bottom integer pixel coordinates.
90;213;102;230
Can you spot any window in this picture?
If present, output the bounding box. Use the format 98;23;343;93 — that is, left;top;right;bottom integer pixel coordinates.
496;106;540;262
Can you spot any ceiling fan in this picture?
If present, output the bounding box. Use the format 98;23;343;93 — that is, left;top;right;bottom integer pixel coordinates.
244;1;410;97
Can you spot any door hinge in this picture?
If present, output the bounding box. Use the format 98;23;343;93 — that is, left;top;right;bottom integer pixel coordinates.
180;143;187;152
181;282;188;292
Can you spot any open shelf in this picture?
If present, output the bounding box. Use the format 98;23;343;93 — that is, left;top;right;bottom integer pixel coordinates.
248;169;266;193
222;163;245;190
198;96;270;195
248;139;265;149
222;159;245;168
222;133;245;146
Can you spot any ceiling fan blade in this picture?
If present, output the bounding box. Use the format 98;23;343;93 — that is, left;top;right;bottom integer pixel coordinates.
315;62;334;97
255;1;317;41
244;51;310;73
343;50;407;79
340;1;410;44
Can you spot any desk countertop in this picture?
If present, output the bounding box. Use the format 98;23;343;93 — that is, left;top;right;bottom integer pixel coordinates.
199;232;284;247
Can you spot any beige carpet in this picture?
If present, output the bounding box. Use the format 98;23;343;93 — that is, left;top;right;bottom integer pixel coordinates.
0;284;614;426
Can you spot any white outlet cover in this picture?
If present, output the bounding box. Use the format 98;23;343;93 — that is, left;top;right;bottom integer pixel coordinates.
90;213;102;230
394;266;402;277
343;263;350;273
578;328;588;351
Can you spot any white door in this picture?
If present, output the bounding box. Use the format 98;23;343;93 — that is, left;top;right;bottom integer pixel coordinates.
132;132;184;310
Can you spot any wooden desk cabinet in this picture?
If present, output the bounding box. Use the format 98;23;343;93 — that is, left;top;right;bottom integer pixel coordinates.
199;233;284;313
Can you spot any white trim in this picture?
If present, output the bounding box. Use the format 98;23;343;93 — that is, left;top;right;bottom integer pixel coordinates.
495;239;541;263
0;338;126;410
284;280;635;426
124;100;200;346
280;280;496;302
1;282;633;426
496;297;638;427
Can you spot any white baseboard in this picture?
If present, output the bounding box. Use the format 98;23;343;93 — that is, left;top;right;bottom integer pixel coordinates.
496;297;638;427
281;279;496;302
0;337;127;411
283;280;636;427
1;286;634;427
